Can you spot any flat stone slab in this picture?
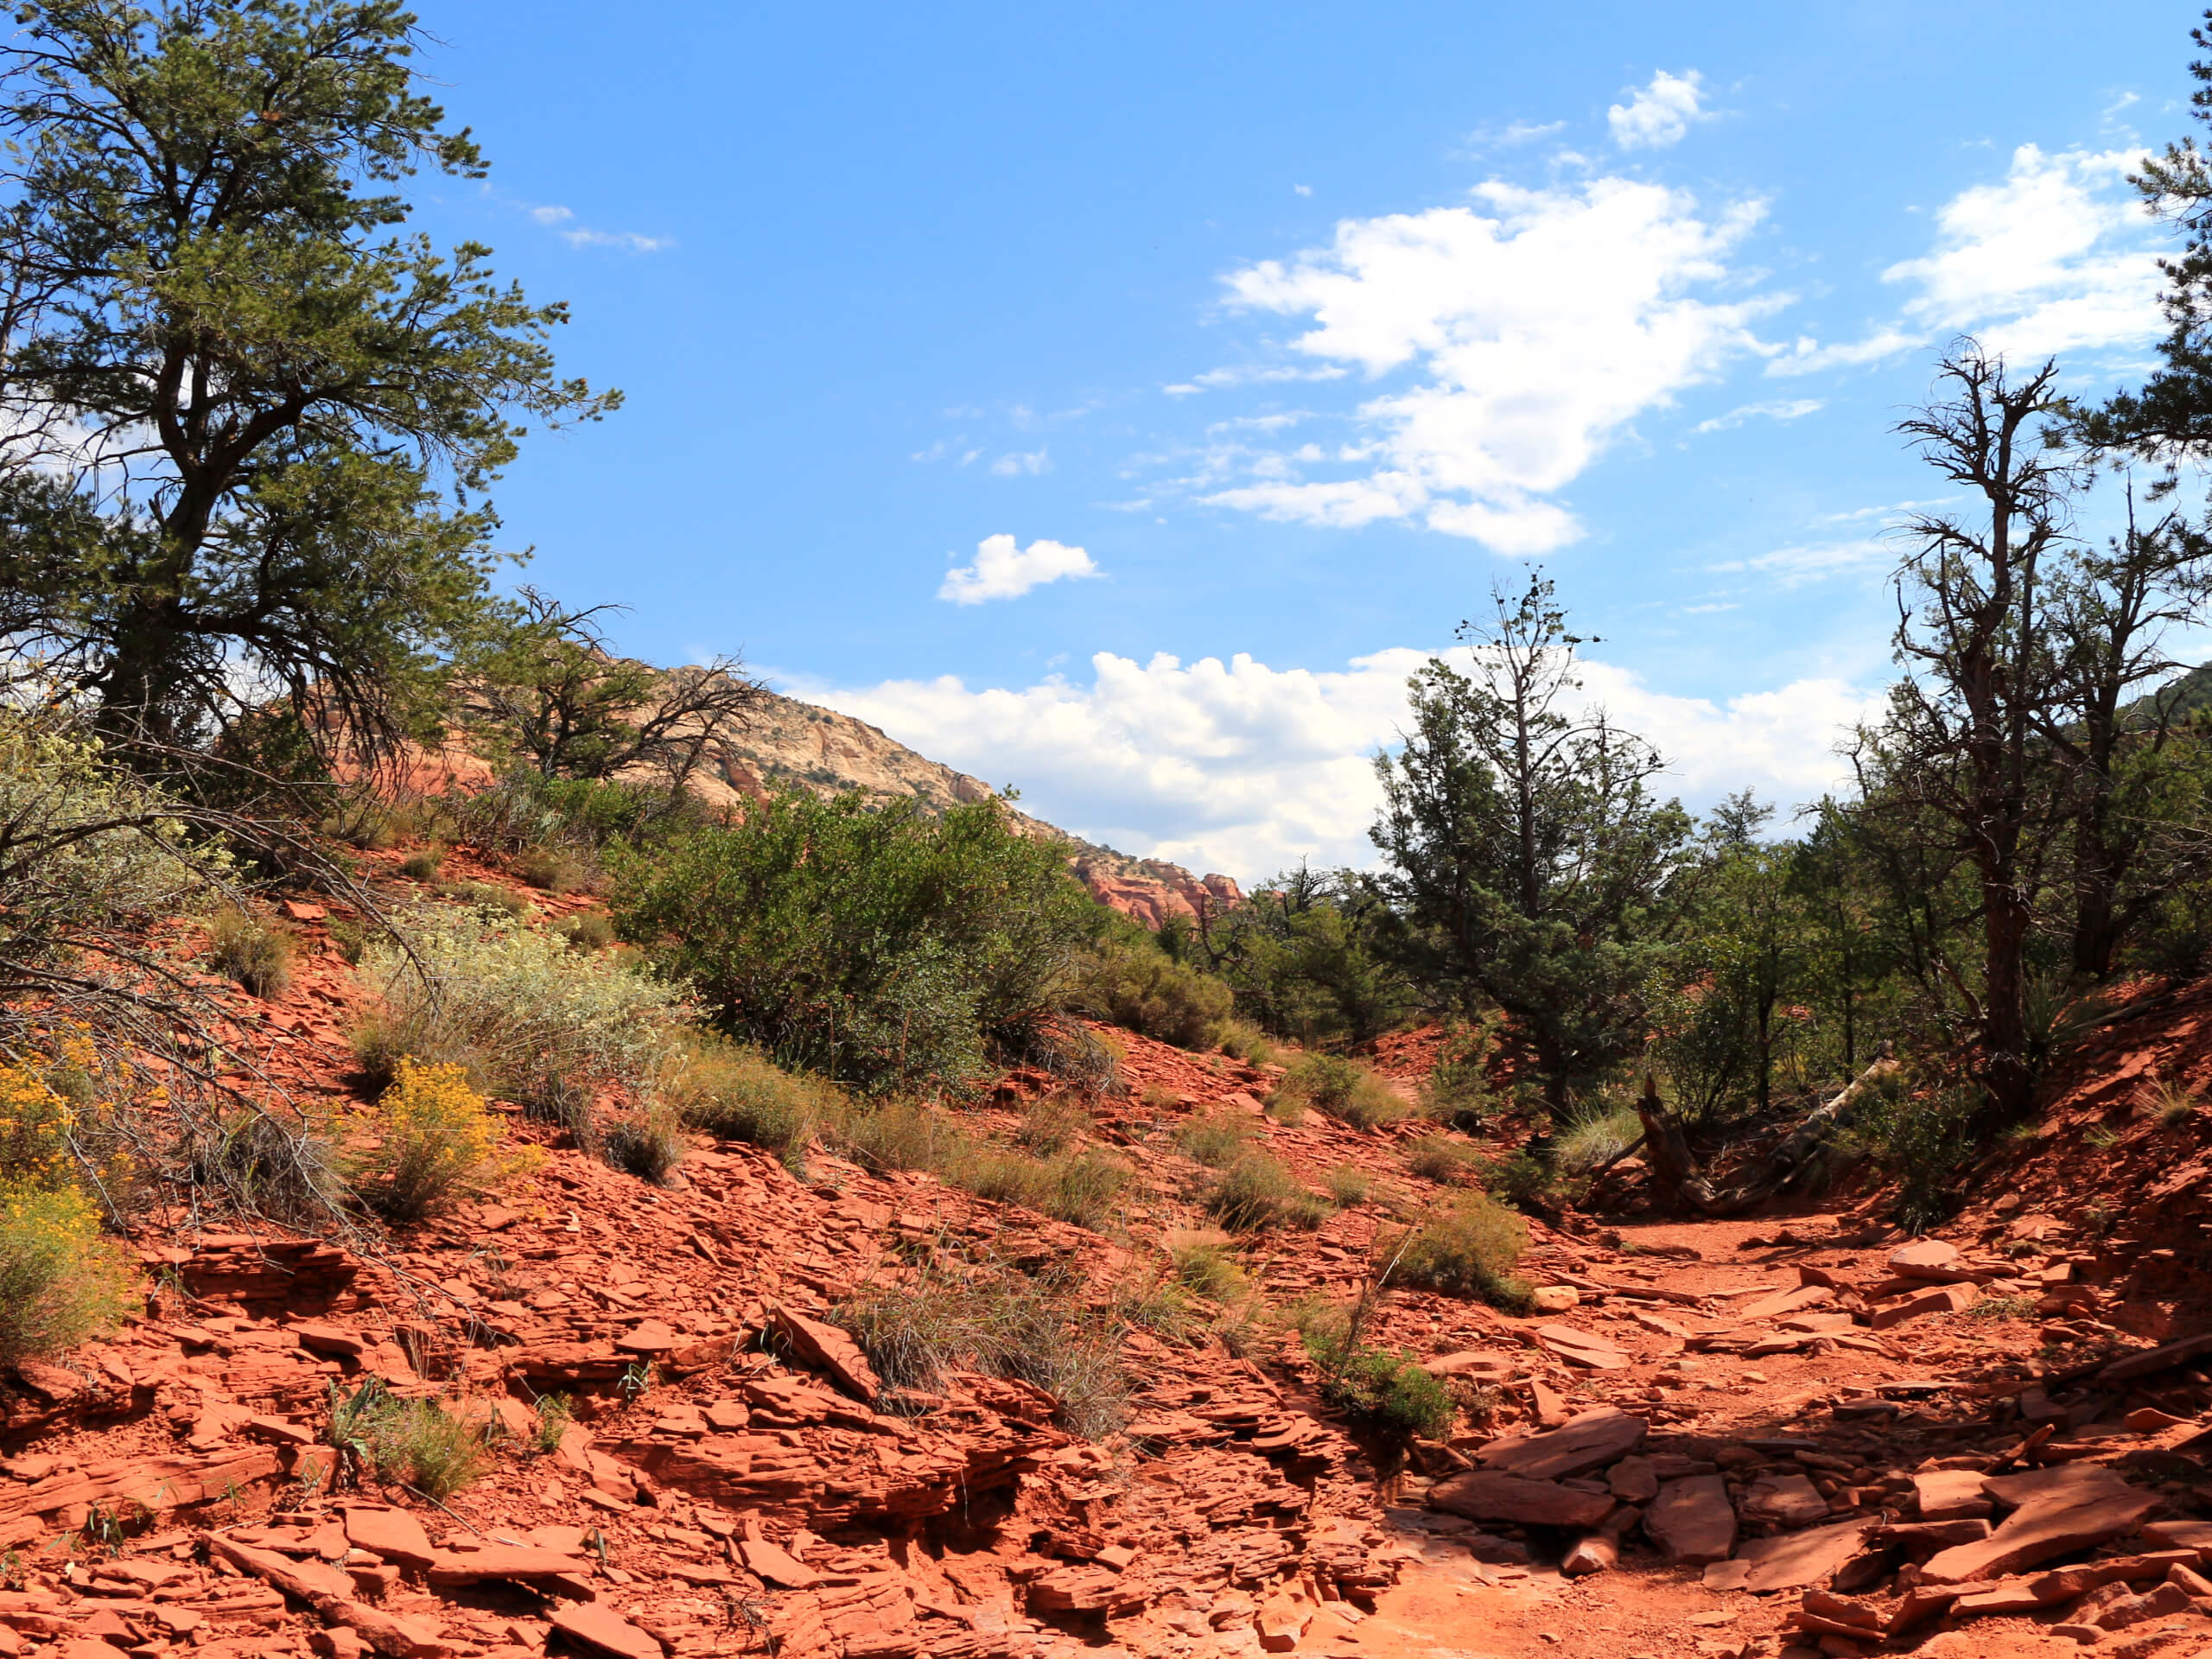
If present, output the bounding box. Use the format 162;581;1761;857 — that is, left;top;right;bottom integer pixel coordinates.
1426;1470;1614;1530
1646;1475;1738;1566
1736;1517;1876;1592
1891;1239;1961;1278
1915;1468;1995;1522
1869;1281;1977;1329
1739;1472;1828;1528
1740;1283;1834;1322
1921;1465;2162;1585
1476;1408;1646;1482
1533;1324;1630;1370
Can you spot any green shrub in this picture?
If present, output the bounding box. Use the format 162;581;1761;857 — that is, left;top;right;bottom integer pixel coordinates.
1486;1149;1555;1210
659;1033;830;1167
832;1259;1128;1437
1216;1020;1275;1065
1015;1094;1091;1155
1176;1110;1254;1169
1069;938;1235;1049
0;1185;135;1365
1421;1020;1501;1128
512;846;588;894
1395;1192;1531;1309
398;848;445;881
604;1096;686;1184
1306;1336;1453;1458
1171;1237;1248;1302
1273;1052;1405;1130
347;1060;542;1224
1207;1153;1329;1231
555;911;616;952
355;901;684;1134
1404;1134;1484;1185
611;791;1101;1094
435;880;535;922
325;1380;486;1500
1323;1161;1374;1206
1850;1073;1976;1233
206;907;295;999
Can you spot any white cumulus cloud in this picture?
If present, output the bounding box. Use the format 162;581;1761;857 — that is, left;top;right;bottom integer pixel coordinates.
1607;70;1710;151
937;534;1100;606
797;646;1882;880
1205;179;1775;553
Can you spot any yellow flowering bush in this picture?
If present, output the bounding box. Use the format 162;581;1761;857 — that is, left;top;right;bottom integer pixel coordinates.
0;1184;135;1364
0;1063;74;1189
350;1059;542;1224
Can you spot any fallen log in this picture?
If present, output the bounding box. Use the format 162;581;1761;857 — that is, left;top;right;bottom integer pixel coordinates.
1637;1051;1899;1218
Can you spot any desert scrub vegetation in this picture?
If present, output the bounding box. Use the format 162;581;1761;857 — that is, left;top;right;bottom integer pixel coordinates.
1169;1235;1249;1302
1068;932;1234;1049
1393;1192;1531;1309
1272;1052;1405;1131
1174;1109;1254;1168
1014;1093;1091;1154
1214;1020;1275;1065
609;791;1103;1095
1323;1161;1374;1206
1302;1313;1452;1462
1420;1019;1502;1128
353;901;684;1135
325;1380;486;1500
822;1096;1129;1228
658;1033;835;1168
0;1058;136;1363
205;907;294;998
346;1060;542;1224
831;1256;1128;1437
1206;1152;1329;1231
1553;1100;1643;1173
1403;1133;1484;1185
604;1096;686;1184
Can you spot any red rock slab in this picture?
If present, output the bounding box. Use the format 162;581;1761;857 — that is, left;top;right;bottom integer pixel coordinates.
1736;1518;1876;1592
613;1319;679;1357
1425;1470;1614;1529
424;1546;590;1586
738;1536;822;1588
2142;1520;2212;1551
1739;1284;1833;1322
772;1303;884;1402
1867;1281;1977;1329
1920;1465;2162;1585
341;1505;435;1572
1645;1476;1738;1566
1740;1473;1828;1528
1475;1408;1647;1482
289;1321;366;1358
1532;1324;1630;1370
1423;1350;1517;1379
1890;1239;1961;1278
1914;1469;1994;1522
551;1601;666;1659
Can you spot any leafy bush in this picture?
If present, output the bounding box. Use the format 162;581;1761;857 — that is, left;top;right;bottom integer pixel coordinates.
1306;1335;1453;1455
1175;1110;1254;1169
833;1258;1128;1437
355;901;684;1133
1394;1192;1531;1309
1849;1073;1976;1233
1421;1020;1501;1128
604;1096;686;1184
325;1380;486;1500
1206;1153;1329;1231
1324;1162;1373;1206
348;1060;542;1224
1404;1134;1484;1185
659;1034;831;1167
1273;1052;1405;1130
1069;937;1234;1049
611;791;1102;1094
1485;1149;1555;1210
1215;1020;1275;1065
207;908;294;998
0;1185;134;1365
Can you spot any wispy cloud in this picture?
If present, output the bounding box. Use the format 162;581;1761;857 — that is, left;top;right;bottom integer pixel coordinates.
524;200;672;254
1708;537;1891;588
989;448;1052;477
938;534;1101;605
1693;397;1823;434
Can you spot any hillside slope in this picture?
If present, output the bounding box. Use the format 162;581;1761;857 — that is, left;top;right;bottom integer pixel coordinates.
693;688;1243;928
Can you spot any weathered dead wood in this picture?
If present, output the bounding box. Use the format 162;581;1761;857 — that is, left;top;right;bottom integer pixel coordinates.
1637;1051;1900;1217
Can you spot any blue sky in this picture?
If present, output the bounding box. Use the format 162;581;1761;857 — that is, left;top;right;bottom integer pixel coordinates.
410;0;2196;880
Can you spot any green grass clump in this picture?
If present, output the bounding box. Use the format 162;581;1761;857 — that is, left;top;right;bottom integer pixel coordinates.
325;1380;486;1500
1323;1162;1373;1206
1552;1103;1643;1173
1404;1134;1484;1185
1176;1110;1254;1169
207;907;294;999
1394;1192;1531;1310
512;846;589;894
659;1033;835;1168
1015;1094;1092;1155
1273;1052;1405;1130
435;880;535;921
1207;1153;1329;1231
1216;1020;1276;1065
398;847;445;881
1171;1237;1249;1302
604;1096;686;1185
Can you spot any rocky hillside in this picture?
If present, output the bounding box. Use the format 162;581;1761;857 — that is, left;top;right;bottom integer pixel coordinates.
691;689;1242;928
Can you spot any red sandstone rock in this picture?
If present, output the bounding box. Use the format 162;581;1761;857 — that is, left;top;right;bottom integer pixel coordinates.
1920;1465;2163;1584
771;1303;885;1401
1868;1281;1978;1328
550;1601;666;1659
1425;1471;1615;1529
1646;1477;1738;1566
1476;1408;1646;1482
